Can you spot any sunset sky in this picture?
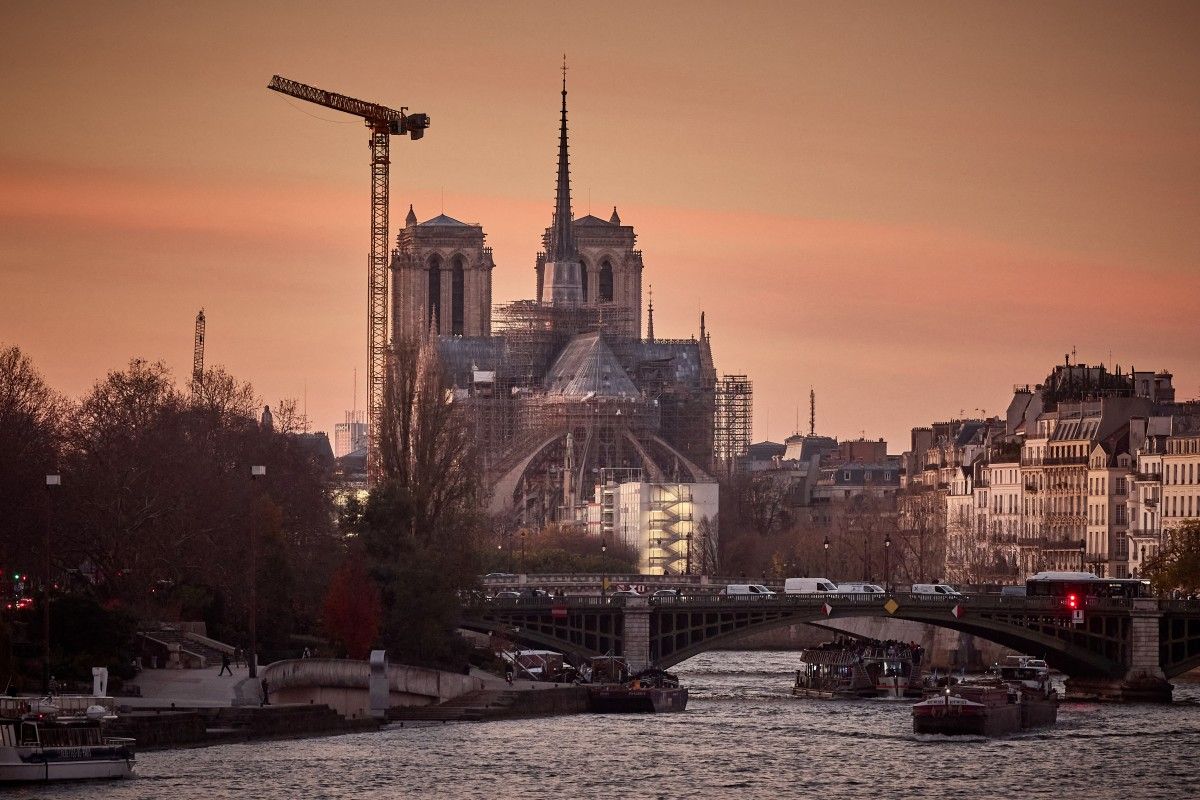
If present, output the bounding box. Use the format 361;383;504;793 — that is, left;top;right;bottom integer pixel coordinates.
3;1;1198;449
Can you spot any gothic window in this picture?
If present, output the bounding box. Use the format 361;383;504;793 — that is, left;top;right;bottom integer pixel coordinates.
451;255;465;336
599;259;614;302
427;255;442;332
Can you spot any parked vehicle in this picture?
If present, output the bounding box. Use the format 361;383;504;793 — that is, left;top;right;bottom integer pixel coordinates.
784;578;839;594
491;590;521;600
652;589;683;598
911;583;962;597
836;582;885;595
722;584;776;597
1000;585;1027;597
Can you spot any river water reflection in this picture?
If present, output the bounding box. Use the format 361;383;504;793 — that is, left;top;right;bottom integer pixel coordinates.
14;651;1200;799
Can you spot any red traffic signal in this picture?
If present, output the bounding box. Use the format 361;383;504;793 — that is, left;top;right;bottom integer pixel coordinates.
1066;593;1078;609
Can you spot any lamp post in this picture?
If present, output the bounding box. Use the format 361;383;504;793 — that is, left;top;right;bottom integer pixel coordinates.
43;474;60;695
520;529;527;573
248;465;265;679
884;535;892;593
1079;537;1086;573
823;536;830;578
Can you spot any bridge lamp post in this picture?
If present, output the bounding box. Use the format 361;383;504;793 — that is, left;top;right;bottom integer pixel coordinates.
43;474;60;695
884;535;891;593
823;537;830;579
1079;538;1086;573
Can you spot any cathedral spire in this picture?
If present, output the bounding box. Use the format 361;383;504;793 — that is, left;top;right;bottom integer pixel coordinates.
548;55;576;262
646;285;655;342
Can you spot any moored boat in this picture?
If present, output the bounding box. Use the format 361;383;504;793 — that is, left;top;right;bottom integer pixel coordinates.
586;662;688;713
0;696;135;783
912;656;1058;736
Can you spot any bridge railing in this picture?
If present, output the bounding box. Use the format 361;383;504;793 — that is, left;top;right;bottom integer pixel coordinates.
467;592;1140;613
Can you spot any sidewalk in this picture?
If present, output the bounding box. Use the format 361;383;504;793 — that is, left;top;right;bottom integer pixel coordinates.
124;664;251;708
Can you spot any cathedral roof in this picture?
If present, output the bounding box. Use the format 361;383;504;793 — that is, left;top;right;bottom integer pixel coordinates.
418;213;469;227
543;332;639;399
574;214;613;226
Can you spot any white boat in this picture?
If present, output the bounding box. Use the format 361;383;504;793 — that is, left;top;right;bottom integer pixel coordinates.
0;696;135;782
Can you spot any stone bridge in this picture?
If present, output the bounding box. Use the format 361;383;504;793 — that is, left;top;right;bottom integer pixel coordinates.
462;593;1200;701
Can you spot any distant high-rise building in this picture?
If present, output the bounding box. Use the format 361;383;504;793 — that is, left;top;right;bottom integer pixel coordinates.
334;411;368;458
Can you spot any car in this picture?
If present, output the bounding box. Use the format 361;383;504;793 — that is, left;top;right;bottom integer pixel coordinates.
836;582;886;595
483;572;518;579
784;578;839;594
912;583;962;597
652;589;683;598
491;590;522;601
722;584;776;597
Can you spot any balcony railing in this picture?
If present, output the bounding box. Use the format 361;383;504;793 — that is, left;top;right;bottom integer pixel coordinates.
1043;455;1089;466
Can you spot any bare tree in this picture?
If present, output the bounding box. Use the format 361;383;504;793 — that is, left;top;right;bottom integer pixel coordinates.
0;345;66;577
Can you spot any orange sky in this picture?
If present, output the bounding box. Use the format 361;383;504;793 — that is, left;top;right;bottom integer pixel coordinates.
3;1;1198;448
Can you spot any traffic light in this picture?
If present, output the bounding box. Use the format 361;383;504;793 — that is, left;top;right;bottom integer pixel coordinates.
1066;593;1078;610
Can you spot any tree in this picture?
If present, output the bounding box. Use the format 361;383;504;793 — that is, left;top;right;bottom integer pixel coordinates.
1144;521;1200;597
323;554;381;659
0;345;66;579
351;338;485;666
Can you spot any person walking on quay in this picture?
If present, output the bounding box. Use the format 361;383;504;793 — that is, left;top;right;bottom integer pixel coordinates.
218;653;233;676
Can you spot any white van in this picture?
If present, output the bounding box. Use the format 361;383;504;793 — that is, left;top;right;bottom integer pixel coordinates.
723;584;776;597
784;578;839;594
912;583;961;597
836;582;886;595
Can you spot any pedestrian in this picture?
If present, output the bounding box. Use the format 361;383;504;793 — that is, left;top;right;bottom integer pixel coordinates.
218;652;233;676
505;667;514;686
261;678;270;706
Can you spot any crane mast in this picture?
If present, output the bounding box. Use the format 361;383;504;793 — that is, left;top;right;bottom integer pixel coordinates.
192;309;206;392
267;75;429;486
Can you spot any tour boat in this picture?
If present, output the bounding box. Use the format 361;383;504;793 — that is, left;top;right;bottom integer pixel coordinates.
793;640;923;699
0;696;135;782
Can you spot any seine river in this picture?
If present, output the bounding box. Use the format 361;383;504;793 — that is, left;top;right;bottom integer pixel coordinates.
13;651;1200;799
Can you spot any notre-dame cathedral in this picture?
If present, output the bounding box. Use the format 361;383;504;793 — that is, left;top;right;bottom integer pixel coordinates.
389;72;720;527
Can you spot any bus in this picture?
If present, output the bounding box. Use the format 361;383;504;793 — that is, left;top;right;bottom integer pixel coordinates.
1025;571;1151;603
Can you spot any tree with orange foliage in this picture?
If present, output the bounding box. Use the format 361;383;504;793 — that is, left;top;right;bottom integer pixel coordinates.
322;555;381;659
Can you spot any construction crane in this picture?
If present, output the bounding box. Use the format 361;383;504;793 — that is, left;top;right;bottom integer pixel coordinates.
267;75;429;486
192;309;206;392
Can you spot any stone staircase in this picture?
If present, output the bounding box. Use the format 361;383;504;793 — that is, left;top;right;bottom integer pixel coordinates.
386;685;589;723
386;689;519;722
140;627;229;667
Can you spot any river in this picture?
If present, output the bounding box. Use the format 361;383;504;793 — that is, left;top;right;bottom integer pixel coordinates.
13;651;1200;799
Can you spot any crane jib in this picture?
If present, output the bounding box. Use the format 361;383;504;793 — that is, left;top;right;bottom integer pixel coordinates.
266;75;428;135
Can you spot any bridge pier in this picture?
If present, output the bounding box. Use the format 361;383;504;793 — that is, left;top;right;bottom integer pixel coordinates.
1066;599;1172;703
622;597;651;672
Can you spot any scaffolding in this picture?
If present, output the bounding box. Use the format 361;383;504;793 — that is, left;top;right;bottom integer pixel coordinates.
714;374;753;475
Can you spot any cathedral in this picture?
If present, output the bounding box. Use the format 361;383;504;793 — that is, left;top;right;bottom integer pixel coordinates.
389;70;722;565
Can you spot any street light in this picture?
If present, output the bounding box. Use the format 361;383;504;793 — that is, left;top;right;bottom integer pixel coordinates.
43;474;60;694
248;465;265;679
823;536;830;579
884;535;892;593
1079;537;1086;573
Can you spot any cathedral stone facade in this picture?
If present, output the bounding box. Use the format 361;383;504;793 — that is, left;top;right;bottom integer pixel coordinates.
536;208;644;339
390;207;493;340
386;69;720;531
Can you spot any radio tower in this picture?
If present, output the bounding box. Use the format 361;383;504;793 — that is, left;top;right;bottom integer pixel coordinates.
192;309;206;391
